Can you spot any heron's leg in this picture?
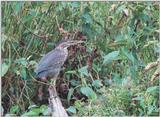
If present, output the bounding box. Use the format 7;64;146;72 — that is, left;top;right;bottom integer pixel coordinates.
37;77;48;101
49;79;57;98
50;79;57;86
38;84;44;101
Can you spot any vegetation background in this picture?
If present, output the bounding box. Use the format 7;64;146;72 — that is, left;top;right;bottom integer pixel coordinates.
1;1;159;116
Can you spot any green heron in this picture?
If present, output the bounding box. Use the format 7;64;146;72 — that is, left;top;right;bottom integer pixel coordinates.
36;39;84;83
36;39;84;114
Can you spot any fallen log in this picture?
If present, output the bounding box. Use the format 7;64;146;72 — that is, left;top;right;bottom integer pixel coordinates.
48;85;68;117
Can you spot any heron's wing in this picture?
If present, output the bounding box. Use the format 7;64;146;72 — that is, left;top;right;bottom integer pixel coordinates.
36;48;67;75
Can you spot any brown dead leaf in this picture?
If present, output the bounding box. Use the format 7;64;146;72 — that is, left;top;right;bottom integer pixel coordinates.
144;62;158;72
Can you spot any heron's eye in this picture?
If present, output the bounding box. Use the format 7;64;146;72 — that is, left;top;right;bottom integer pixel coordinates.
60;44;66;48
60;45;64;48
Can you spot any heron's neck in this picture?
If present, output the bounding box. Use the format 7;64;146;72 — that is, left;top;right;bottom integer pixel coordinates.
57;46;68;50
63;47;68;52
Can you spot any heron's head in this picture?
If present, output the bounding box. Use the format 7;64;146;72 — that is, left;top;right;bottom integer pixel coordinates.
56;39;84;49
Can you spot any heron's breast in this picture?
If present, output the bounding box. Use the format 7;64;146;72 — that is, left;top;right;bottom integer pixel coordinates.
63;49;68;60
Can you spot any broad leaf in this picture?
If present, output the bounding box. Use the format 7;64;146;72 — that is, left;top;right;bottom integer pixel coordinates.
80;86;97;100
15;58;28;66
103;51;120;64
65;70;77;74
71;2;80;8
10;105;20;114
20;67;27;80
15;2;24;13
1;62;10;77
67;88;74;104
78;66;89;77
66;106;77;114
146;86;158;93
92;80;102;88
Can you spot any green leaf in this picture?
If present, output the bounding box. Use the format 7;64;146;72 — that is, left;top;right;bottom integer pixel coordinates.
147;105;154;115
65;70;77;74
22;15;33;23
122;49;135;64
29;60;37;66
103;51;120;64
40;105;48;112
25;108;41;116
66;106;77;114
113;73;122;84
10;105;20;114
30;10;37;16
1;62;10;77
146;86;157;93
116;5;126;13
70;79;79;86
129;65;137;79
67;88;74;104
139;12;150;22
78;66;89;77
92;80;102;88
93;63;101;72
132;96;143;101
21;110;37;116
28;105;38;110
15;2;24;13
40;105;49;115
15;58;28;66
80;86;97;100
74;100;82;109
82;13;93;24
143;40;158;48
71;2;80;8
42;108;50;116
20;67;27;80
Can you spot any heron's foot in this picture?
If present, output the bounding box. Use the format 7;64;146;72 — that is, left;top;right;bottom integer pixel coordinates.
48;85;58;98
50;79;57;86
38;85;44;101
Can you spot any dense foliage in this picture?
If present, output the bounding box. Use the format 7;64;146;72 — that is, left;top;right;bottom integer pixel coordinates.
1;1;159;116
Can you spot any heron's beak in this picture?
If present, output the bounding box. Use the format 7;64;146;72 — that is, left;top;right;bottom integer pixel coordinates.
69;40;84;45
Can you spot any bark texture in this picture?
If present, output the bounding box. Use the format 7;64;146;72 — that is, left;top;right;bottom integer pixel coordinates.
48;85;68;117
